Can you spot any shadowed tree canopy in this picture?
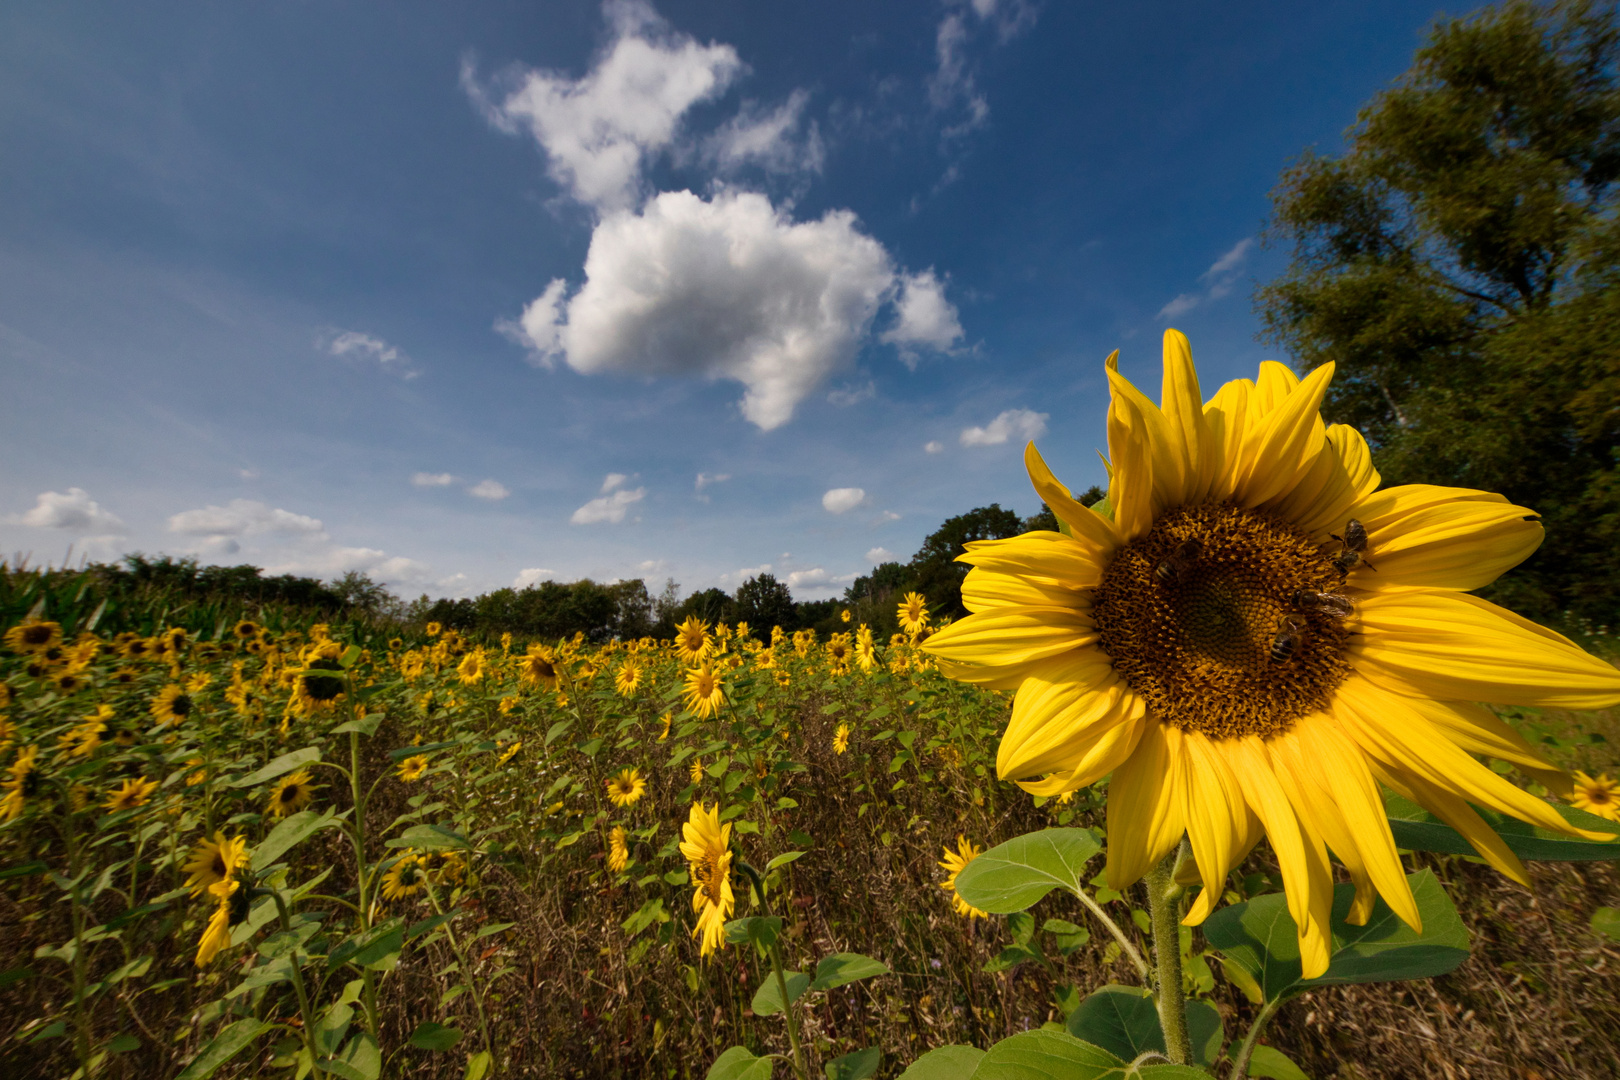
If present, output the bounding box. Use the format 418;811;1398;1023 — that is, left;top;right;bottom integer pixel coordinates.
734;572;797;634
1259;0;1620;625
909;503;1027;620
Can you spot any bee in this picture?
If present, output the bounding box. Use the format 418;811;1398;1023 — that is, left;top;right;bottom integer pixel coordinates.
1270;615;1307;664
1290;589;1355;619
1330;518;1374;576
1154;540;1203;584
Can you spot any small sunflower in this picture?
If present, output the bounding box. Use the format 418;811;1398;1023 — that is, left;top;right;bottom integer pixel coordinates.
57;717;107;759
682;663;726;719
520;645;559;690
184;832;249;896
425;622;443;637
150;685;194;727
833;723;851;755
658;712;672;741
457;650;485;686
840;608;852;623
607;825;630;874
267;769;319;819
233;620;261;639
689;756;704;785
382;853;427;901
1571;771;1620;823
939;835;988;919
104;776;160;813
52;671;86;695
606;767;648;808
615;660;643;698
675;616;711;665
898;593;930;637
4;619;62;654
397;755;429;782
679;801;735;957
1;745;40;822
497;741;523;766
110;666;137;685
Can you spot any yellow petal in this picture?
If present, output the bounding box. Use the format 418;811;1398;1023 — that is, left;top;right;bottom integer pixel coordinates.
1253;360;1301;416
1105;722;1186;890
1344;485;1542;591
1233;363;1335;509
1105;363;1159;541
1160;329;1216;505
1015;711;1147;795
997;660;1136;779
1179;733;1251;924
958;532;1107;590
1327;423;1379;499
1266;728;1380;926
1372;762;1529;885
1024;443;1120;561
1406;698;1571;797
961;567;1090;614
923;608;1097;666
1351;588;1620;711
1203;378;1253;502
1264;432;1362;538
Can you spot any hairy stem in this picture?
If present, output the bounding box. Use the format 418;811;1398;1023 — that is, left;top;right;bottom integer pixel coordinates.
1143;852;1192;1065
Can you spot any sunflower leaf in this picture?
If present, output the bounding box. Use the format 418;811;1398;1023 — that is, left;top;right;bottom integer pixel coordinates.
1063;985;1223;1067
175;1019;274;1080
750;970;809;1016
385;824;471;851
705;1045;775;1080
825;1045;882;1080
809;952;890;991
951;828;1103;914
230;747;321;788
896;1045;984;1080
962;1028;1136;1079
253;809;340;873
1382;790;1620;861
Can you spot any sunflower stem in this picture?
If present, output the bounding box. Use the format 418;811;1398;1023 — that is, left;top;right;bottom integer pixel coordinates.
1227;996;1282;1080
424;878;495;1072
1143;853;1192;1065
267;889;326;1078
737;861;809;1080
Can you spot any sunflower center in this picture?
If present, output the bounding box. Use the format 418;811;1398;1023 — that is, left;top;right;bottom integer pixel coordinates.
1091;504;1353;739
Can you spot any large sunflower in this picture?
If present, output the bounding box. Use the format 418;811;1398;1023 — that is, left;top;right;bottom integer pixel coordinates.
921;331;1620;977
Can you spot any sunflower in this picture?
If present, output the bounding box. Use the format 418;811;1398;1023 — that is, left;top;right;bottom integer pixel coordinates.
110;666;137;685
833;723;850;755
898;593;930;637
682;663;726;719
826;634;853;673
194;877;247;968
497;741;523;766
841;608;852;623
520;645;559;690
4;619;62;654
675;616;711;665
1570;771;1620;823
150;685;194;727
184;832;249;896
606;767;648;808
293;657;346;711
382;853;427;901
1;746;39;822
855;626;876;672
608;825;630;874
679;801;735;957
658;712;672;741
922;330;1620;977
425;622;443;637
58;711;110;759
457;649;485;686
234;620;261;639
939;835;989;919
689;757;704;785
104;776;160;813
267;769;319;819
397;755;429;782
615;660;643;698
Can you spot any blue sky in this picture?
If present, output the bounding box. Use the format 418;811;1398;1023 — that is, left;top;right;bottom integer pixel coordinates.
1;0;1464;601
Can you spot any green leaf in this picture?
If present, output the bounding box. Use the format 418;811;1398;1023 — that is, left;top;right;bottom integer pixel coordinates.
407;1022;464;1051
1382;790;1620;861
331;715;383;737
0;860;48;880
464;1050;493;1080
1591;906;1620;942
723;916;782;952
951;828;1103;914
389;740;457;762
352;921;405;971
0;967;36;988
231;747;321;788
322;1032;381;1080
106;1033;141;1054
1063;985;1222;1067
809;952;890;991
751;970;810;1016
897;1046;984;1080
705;1045;775;1080
1247;1045;1312;1080
825;1046;881;1080
175;1019;273;1079
766;850;806;871
965;1029;1125;1079
1202;869;1469;1003
545;720;574;746
253;809;338;873
386;823;472;851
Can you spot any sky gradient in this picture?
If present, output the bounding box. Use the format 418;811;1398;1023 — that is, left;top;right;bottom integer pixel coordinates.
0;0;1468;601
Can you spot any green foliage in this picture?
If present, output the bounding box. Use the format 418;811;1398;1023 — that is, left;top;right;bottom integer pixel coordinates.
951;828;1104;913
1259;0;1620;625
1064;985;1223;1067
1382;789;1620;860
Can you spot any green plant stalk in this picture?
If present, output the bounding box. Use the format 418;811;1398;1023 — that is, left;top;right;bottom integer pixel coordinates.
1227;997;1282;1080
61;804;92;1077
423;879;495;1069
266;890;326;1079
1070;887;1151;983
737;862;808;1080
1143;853;1192;1065
342;697;381;1038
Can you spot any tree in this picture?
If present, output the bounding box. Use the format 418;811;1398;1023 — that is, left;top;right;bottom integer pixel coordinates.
735;573;797;634
909;504;1026;619
1259;0;1620;624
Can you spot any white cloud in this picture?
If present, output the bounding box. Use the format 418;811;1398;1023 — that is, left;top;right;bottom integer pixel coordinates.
928;13;989;136
866;546;894;563
637;558;670;574
571;485;647;524
718;562;774;587
515;567;555;588
167;500;323;538
17;488;127;534
601;472;629;493
704;89;824;176
412;472;457;487
874;510;902;523
786;567;829;588
267;547;431;586
924;440;945;454
513;189;899;430
827;381;875;407
321;330;420;379
960;408;1048;447
465;0;743;212
881;268;964;365
822;487;867;514
1157;238;1255;320
468;479;511;500
694;472;730;491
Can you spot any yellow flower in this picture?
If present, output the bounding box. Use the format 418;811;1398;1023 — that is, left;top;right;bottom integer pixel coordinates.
184;832;249;896
1;745;40;822
425;622;443;637
520;645;559;690
234;620;261;639
185;672;214;694
57;717;107;759
606;767;648;808
497;741;523;765
897;593;930;636
855;626;876;672
457;649;486;687
382;853;427;901
840;608;852;623
939;835;988;918
679;801;734;957
833;723;850;755
1570;771;1620;822
675;616;711;665
616;660;643;698
658;712;672;741
682;663;726;719
4;619;62;654
922;329;1620;977
689;757;703;785
397;755;429;782
267;769;319;819
150;685;194;727
195;878;242;967
608;825;630;874
104;776;160;813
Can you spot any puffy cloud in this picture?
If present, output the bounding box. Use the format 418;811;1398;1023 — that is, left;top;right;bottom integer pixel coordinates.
874;510;902;523
571;481;646;524
468;479;511;500
466;0;742;212
881;269;964;365
412;472;457;487
1157;238;1254;320
515;567;555;588
267;547;431;585
167;500;323;538
321;330;420;379
865;546;894;563
924;440;945;454
822;487;866;514
17;488;127;534
785;567;828;588
514;189;899;430
704;89;824;176
960;408;1048;447
601;473;629;493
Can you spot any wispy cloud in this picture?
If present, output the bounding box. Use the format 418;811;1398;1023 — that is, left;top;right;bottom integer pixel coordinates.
412;472;457;487
571;474;646;524
1157;238;1254;320
468;479;510;500
320;330;421;379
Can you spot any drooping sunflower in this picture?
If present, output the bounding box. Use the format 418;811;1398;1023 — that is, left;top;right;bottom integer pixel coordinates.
267;769;319;819
184;832;249;896
1571;772;1620;823
898;593;930;637
833;723;851;755
921;330;1620;977
104;776;160;813
1;745;40;822
674;616;711;665
607;825;630;874
657;712;672;741
4;619;62;654
606;767;648;808
682;663;726;719
150;685;194;727
938;834;988;919
397;755;429;782
382;853;427;901
497;741;523;766
520;645;559;690
679;801;734;957
195;877;248;968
